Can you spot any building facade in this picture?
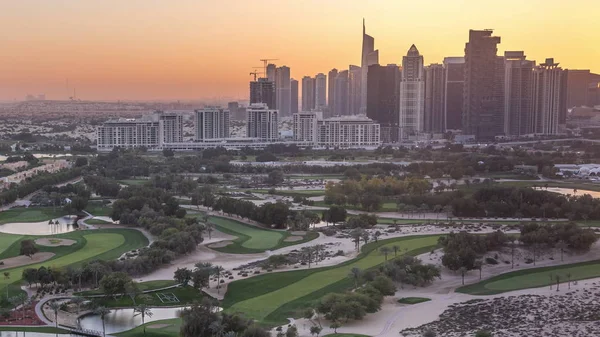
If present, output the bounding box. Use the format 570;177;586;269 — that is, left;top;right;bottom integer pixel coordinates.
424;64;445;133
334;70;349;116
293;111;318;143
463;30;504;140
443;57;465;130
503;51;535;136
532;58;567;135
301;76;315;111
246;103;279;141
328;68;338;117
315;73;327;110
367;64;400;142
349;65;362;115
291;79;299;114
159;112;184;143
317;115;381;148
275;66;291;117
360;20;379;114
399;45;425;140
250;78;276;109
195;107;230;141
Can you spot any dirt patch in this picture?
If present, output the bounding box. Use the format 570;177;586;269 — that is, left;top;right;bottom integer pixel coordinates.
291;231;307;236
208;240;234;248
35;238;76;247
147;324;172;329
284;236;303;242
0;252;55;270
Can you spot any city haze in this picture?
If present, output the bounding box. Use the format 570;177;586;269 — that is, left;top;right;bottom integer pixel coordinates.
0;0;598;100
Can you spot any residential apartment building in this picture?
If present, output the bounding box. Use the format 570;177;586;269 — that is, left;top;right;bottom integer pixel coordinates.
399;45;425;140
503;51;535;136
195;107;230;141
246;103;279;141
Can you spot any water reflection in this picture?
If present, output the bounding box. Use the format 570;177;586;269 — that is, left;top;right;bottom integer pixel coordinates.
0;216;78;235
78;307;184;334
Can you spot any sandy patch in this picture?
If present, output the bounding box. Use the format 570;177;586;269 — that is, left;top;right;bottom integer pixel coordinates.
35;238;76;247
147;324;172;329
0;252;55;269
284;236;303;242
208;240;234;248
291;231;307;236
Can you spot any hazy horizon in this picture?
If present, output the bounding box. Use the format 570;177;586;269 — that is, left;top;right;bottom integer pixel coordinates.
1;0;598;101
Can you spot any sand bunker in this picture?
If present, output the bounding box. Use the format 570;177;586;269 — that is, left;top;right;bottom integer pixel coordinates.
147;324;172;329
291;231;307;236
0;252;55;269
284;236;303;242
208;240;234;248
35;238;77;247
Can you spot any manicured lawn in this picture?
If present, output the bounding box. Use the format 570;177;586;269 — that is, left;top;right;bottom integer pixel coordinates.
314;201;397;212
0;228;148;298
0;326;70;333
238;189;326;197
115;318;181;337
224;235;439;324
85;203;113;216
456;259;600;295
208;216;318;254
85;218;113;225
0;233;23;256
90;285;203;308
0;207;69;224
77;280;178;296
397;297;431;304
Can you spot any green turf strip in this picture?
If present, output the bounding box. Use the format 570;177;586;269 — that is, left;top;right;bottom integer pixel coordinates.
225;235;439;323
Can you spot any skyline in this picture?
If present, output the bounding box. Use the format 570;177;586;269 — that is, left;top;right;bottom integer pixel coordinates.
0;0;599;101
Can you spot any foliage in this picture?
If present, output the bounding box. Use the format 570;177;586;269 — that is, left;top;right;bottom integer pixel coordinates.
19;239;39;258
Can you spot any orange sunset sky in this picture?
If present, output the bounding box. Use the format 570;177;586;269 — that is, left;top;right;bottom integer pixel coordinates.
0;0;598;101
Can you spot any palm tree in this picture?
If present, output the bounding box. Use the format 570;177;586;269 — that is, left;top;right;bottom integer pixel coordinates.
213;266;225;294
88;263;103;288
125;282;139;305
71;296;85;314
94;306;111;337
566;272;572;289
134;304;153;335
459;267;467;285
205;222;214;240
3;272;9;299
72;268;83;291
304;247;314;269
379;247;391;262
474;260;483;280
392;245;400;257
348;267;362;289
555;240;567;262
48;301;61;328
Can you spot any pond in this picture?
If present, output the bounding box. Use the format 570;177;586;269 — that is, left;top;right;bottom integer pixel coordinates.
78;307;185;334
544;187;600;199
0;215;78;235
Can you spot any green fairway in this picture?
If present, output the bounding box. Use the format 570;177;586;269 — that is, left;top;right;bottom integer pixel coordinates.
0;228;148;298
0;326;70;333
457;259;600;295
225;235;439;324
0;207;69;224
0;233;23;256
85;203;113;216
208;216;318;254
77;280;177;296
115;318;181;337
85;218;113;225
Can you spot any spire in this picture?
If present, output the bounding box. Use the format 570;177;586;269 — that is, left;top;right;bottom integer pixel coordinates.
407;44;420;56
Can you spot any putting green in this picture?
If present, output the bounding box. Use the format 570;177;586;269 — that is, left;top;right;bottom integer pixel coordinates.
0;208;69;224
457;259;600;295
227;235;439;321
210;217;284;250
0;233;125;292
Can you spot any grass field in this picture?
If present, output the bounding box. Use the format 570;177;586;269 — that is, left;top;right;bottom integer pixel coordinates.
314;201;398;212
224;235;439;324
115;318;181;337
397;297;431;304
77;280;178;296
0;207;69;224
208;216;319;254
85;218;113;225
0;228;148;299
90;285;203;308
456;259;600;295
85;203;113;217
0;326;70;333
0;233;23;256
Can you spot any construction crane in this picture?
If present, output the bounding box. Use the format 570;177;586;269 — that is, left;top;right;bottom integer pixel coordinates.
249;71;262;81
259;58;279;76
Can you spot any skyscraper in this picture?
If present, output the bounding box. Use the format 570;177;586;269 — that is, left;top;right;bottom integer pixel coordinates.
349;65;362;115
463;29;504;140
275;66;291;117
399;45;425;140
291;79;299;114
328;68;338;117
360;20;379;114
334;70;349;116
301;76;315;111
503;51;535;136
195;107;230;140
367;64;400;142
246;103;279;141
159;112;184;144
266;63;277;82
250;78;276;109
443;57;465;130
532;58;567;135
315;73;327;110
424;64;445;133
227;102;244;121
566;70;594;109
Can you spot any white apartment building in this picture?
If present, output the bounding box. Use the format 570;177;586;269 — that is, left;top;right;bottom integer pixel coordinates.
195;107;230;141
97;111;183;151
399;45;425;140
246;103;279;141
293;112;380;148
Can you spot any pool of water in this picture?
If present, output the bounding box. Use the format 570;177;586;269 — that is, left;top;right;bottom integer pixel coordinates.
0;215;78;235
78;307;185;334
544;187;600;198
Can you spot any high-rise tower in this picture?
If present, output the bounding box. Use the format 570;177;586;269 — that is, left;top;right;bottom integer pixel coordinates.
443;57;465;130
399;45;425;140
424;64;445;133
328;68;338;117
275;66;291;117
250;78;276;109
532;58;567;135
301;76;316;111
360;19;379;114
315;73;327;110
503;51;535;136
290;79;299;114
367;64;400;142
